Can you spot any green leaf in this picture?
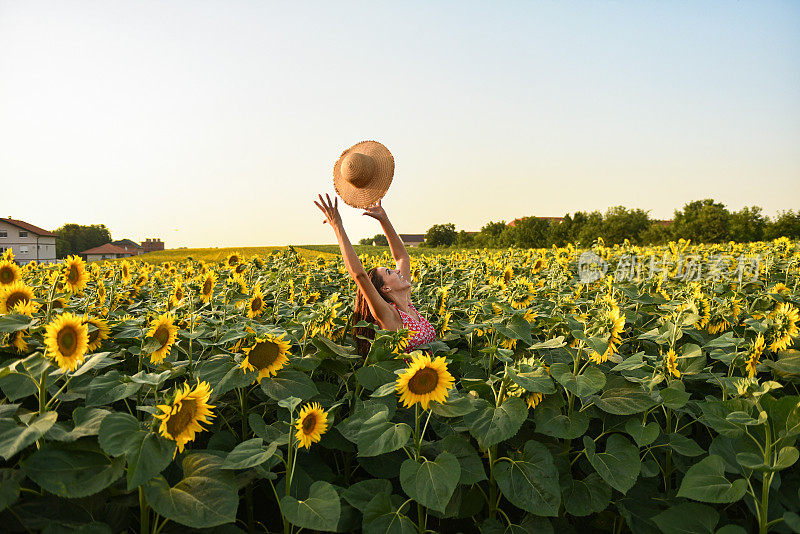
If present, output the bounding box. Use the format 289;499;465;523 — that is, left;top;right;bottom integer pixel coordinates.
464;397;528;450
667;433;705;457
699;399;749;438
440;434;487;484
506;368;556;394
22;442;124;498
0;411;58;461
355;360;405;390
774;446;799;471
660;381;690;409
677;455;747;503
85;370;141;407
0;468;23;512
357;410;412;457
534;398;589;440
221;438;277;470
280;480;340;532
362;493;416;534
494;440;560;516
430;389;477;417
0;371;38;401
652;502;719;534
624;420;660;447
98;412;141;456
0;313;36;333
126;433;177;490
261;368;319;401
583;434;640;494
591;377;655;415
550;363;606;397
45;408;110;442
194;354;255;397
562;473;611;517
343;479;393;512
277;396;302;412
312;336;359;359
144;453;238;529
400;452;460;513
70;352;119;377
784;512;800;534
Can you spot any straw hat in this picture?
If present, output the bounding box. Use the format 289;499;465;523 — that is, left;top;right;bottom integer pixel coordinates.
333;140;395;208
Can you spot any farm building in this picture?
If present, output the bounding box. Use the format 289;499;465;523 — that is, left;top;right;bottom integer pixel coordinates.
0;217;57;265
141;238;165;253
112;239;143;255
81;243;136;261
399;234;426;247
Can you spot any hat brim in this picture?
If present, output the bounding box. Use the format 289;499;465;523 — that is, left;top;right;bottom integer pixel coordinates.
333;140;395;208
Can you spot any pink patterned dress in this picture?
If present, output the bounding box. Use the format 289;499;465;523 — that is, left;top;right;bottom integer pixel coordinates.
390;301;437;352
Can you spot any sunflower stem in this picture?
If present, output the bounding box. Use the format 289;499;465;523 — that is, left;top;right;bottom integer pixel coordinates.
35;367;49;449
139;486;150;534
240;389;254;533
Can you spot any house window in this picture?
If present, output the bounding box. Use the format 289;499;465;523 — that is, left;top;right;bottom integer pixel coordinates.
20;246;29;253
0;230;6;238
19;231;28;238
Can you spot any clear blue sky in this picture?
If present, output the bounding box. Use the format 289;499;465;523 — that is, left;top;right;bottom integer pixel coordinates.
1;1;798;247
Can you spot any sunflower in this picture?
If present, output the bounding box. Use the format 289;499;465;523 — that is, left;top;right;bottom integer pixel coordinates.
62;255;89;293
389;328;417;355
767;302;799;352
665;348;680;378
234;263;248;275
437;311;452;337
9;330;29;353
436;286;448;315
745;334;765;378
504;277;537;309
225;253;240;270
396;353;455;410
522;309;538;323
147;313;179;364
501;265;514;287
44;312;89;372
120;261;132;284
241;333;291;383
169;280;185;308
0;281;36;315
154;381;215;457
505;379;544;409
84;316;111;352
199;272;216;303
247;285;265;318
0;259;21;286
294;402;329;449
769;282;791;296
231;272;248;293
530;257;547;275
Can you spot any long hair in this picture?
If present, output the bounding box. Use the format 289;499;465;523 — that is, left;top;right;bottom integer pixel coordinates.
351;267;392;358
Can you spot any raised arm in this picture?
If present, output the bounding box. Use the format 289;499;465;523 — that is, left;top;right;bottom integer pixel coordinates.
314;194;397;327
362;200;411;282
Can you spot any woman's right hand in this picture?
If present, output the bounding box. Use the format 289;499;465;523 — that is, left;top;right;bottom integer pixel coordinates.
314;193;343;229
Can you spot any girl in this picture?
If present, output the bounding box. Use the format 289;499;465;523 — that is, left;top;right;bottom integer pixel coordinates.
313;193;437;357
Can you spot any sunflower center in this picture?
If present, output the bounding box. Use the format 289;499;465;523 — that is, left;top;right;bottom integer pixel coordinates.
6;291;29;310
67;265;79;284
236;264;247;274
57;326;78;357
154;325;170;347
175;288;183;301
203;278;213;294
248;341;279;370
302;413;317;434
251;297;262;312
166;400;197;437
407;367;440;395
0;267;13;284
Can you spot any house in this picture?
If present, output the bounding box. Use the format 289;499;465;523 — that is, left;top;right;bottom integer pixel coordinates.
399;234;426;247
0;217;57;265
81;243;135;261
112;239;143;255
653;219;673;226
141;238;164;253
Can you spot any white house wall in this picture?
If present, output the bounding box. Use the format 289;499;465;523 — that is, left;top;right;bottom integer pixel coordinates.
0;220;57;265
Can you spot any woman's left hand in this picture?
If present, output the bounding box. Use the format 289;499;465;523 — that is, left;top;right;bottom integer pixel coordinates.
362;199;388;223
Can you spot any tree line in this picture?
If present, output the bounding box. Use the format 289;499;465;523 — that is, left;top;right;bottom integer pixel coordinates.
54;224;112;258
361;200;800;248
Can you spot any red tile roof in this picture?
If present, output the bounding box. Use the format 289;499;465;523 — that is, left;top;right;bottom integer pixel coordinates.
81;243;133;255
3;218;56;237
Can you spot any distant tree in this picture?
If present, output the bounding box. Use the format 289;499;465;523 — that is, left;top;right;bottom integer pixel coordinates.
54;223;112;258
765;210;800;240
474;221;507;248
511;217;550;248
576;211;605;246
358;238;372;245
456;230;475;247
672;199;730;243
424;223;457;247
639;223;674;245
602;206;652;245
372;234;388;246
729;206;767;242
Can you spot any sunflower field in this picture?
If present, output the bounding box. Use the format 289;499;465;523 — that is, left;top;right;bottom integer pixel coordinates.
1;238;799;534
